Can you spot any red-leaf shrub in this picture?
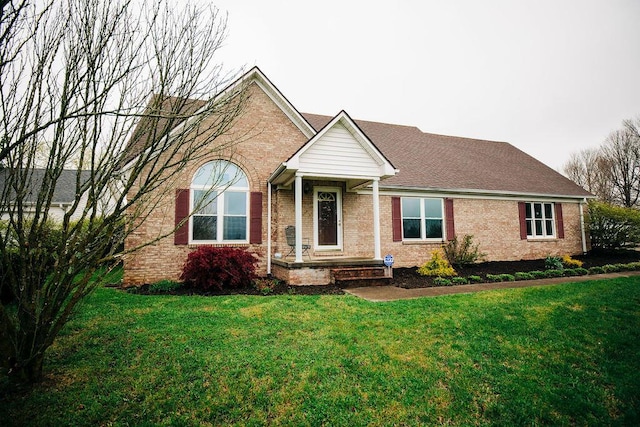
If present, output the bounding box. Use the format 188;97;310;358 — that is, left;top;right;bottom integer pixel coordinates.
180;246;259;291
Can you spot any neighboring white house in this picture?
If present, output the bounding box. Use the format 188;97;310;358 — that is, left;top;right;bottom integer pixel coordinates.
0;169;103;222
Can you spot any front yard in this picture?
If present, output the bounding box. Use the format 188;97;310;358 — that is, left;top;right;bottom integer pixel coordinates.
1;276;639;425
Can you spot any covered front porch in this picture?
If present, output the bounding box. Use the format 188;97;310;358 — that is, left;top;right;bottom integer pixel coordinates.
265;111;397;285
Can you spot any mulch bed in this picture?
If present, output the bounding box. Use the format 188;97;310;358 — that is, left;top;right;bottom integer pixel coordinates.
127;249;640;296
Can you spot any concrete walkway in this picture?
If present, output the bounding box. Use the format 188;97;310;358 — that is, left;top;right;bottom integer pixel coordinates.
344;271;640;302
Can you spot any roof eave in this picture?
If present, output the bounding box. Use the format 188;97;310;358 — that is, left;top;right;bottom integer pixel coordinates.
378;184;595;200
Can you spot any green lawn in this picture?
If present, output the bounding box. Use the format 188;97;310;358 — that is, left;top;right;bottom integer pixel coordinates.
1;277;639;426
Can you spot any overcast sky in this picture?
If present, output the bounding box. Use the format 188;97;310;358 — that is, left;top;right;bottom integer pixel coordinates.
211;0;640;172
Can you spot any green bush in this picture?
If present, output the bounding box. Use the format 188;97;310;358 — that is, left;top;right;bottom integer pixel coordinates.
253;278;281;295
587;200;640;249
563;268;581;277
443;235;486;267
515;272;534;281
545;256;564;270
451;277;469;285
498;274;515;282
626;262;640;271
468;275;483;283
148;280;183;294
574;267;589;276
486;274;502;282
433;277;452;286
530;270;547;279
602;264;621;273
544;269;564;278
418;250;457;277
589;266;605;275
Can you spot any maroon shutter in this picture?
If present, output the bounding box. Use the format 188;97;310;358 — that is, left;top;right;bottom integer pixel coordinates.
518;202;528;240
250;192;263;244
174;189;189;245
444;198;455;241
555;203;565;239
392;197;402;242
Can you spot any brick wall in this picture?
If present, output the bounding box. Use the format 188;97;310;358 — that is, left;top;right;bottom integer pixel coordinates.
123;82;308;285
378;196;587;268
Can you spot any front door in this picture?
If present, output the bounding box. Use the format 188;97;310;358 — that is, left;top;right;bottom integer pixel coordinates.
314;187;342;250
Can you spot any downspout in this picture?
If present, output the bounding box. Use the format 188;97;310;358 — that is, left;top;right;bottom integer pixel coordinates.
267;181;272;275
579;198;588;254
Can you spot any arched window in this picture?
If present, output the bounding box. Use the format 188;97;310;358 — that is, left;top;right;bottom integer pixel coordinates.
190;160;249;242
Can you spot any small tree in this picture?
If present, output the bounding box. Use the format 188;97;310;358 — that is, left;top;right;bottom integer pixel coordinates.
442;234;486;268
0;0;248;384
586;200;640;249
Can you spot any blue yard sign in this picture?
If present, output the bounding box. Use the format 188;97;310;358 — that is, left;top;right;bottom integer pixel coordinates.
384;254;394;267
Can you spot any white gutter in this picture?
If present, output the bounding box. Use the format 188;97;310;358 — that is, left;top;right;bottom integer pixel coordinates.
267;181;272;275
580;197;588;254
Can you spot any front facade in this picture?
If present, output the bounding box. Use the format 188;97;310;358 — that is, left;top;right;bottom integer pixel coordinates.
123;68;593;286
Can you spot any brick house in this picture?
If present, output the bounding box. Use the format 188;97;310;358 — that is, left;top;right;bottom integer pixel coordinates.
123;67;593;286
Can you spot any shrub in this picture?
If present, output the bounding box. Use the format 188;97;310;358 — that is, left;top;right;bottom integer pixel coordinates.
602;264;621;273
626;262;640;271
418;250;457;277
545;256;563;270
433;277;453;286
499;274;515;282
544;269;564;278
468;275;483;283
451;277;469;285
486;274;502;282
573;267;589;276
148;280;183;294
515;272;534;281
563;268;580;277
589;266;605;275
562;254;583;268
181;246;259;291
443;235;486;267
615;263;632;272
587;200;640;249
530;270;547;279
253;278;281;295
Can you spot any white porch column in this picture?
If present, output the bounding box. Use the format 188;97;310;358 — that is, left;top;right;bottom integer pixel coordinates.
372;178;382;260
294;174;303;263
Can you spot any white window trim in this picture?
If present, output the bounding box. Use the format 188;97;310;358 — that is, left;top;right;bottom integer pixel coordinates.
401;197;445;242
189;163;250;244
525;201;556;239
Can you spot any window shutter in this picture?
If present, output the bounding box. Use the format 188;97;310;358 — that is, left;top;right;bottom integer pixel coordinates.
250;192;263;244
555;203;565;239
518;202;528;240
174;189;190;245
392;197;402;242
444;198;455;241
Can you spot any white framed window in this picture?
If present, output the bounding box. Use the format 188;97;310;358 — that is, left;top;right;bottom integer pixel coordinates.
401;197;444;240
190;160;249;243
525;202;555;238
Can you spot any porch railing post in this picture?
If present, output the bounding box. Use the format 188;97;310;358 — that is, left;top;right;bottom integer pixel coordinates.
372;178;382;260
295;174;303;263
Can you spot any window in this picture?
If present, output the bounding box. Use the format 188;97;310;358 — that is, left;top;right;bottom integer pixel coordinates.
525;202;555;238
190;161;249;242
401;197;444;240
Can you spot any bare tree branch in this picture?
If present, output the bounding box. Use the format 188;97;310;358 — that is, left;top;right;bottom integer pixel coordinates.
0;0;249;384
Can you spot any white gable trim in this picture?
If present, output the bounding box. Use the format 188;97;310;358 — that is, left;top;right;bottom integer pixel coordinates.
242;68;316;139
284;111;397;179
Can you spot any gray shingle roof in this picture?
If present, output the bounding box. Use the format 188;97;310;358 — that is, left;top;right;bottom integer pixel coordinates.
302;113;592;198
0;169;91;204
